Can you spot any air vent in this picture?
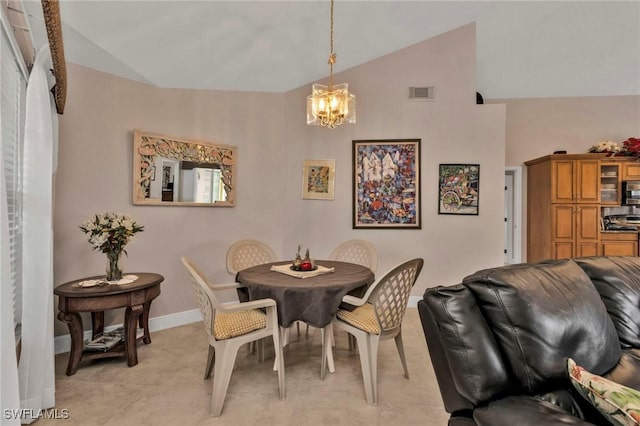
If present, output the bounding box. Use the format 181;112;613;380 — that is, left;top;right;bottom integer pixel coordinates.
409;86;435;101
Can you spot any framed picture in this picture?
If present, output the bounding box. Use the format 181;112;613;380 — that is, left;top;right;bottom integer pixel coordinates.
352;139;421;229
302;159;336;200
438;164;480;215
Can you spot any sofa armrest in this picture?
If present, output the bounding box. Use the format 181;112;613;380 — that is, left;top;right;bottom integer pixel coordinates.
420;286;510;406
418;299;475;414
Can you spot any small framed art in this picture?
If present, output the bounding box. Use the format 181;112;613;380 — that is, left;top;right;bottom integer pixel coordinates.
302;159;336;200
438;164;480;215
352;139;421;229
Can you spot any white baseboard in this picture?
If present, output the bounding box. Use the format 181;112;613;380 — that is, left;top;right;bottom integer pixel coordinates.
408;295;421;308
54;299;423;355
54;308;202;355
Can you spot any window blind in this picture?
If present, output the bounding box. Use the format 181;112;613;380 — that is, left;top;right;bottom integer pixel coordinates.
1;23;27;332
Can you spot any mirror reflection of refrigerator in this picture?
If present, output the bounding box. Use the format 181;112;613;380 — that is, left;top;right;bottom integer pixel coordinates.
193;168;214;203
180;166;224;203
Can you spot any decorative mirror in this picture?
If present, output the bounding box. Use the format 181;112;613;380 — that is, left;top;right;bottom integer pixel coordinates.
133;130;235;206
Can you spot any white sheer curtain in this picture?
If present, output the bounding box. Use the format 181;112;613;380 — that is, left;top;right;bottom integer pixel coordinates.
17;44;57;424
1;129;20;425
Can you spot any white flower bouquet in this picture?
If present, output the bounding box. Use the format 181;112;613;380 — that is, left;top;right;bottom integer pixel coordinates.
80;213;144;281
588;140;622;156
79;212;144;255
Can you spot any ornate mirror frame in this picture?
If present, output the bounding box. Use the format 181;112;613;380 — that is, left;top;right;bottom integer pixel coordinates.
132;130;236;206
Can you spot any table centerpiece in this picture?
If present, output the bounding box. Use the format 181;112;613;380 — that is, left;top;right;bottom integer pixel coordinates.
79;212;144;281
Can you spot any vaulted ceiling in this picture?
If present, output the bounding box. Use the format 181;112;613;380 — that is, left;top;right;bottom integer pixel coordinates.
20;1;640;99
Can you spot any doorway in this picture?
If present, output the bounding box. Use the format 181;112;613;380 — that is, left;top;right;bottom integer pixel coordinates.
504;167;523;264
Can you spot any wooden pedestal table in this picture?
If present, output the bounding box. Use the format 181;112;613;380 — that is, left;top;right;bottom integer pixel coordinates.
54;272;164;376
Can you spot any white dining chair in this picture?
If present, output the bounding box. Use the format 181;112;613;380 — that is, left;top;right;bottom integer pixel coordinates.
181;257;285;417
329;239;378;274
330;258;423;405
226;239;278;275
226;239;311;344
226;239;282;351
322;239;379;347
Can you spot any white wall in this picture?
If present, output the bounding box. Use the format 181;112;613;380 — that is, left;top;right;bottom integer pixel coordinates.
496;96;640;167
55;75;287;333
282;24;506;296
491;95;640;260
55;20;640;334
53;23;504;334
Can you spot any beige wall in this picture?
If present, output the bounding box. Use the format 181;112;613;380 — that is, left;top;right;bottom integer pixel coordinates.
494;96;640;166
53;22;640;335
55;71;288;332
282;23;506;293
490;95;640;259
54;23;507;334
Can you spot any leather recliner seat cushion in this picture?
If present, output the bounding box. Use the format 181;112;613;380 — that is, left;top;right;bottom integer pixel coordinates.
574;256;640;349
603;351;640;390
462;259;622;395
473;396;597;426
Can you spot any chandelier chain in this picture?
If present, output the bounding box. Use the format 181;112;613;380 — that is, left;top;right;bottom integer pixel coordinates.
328;0;335;88
330;0;334;58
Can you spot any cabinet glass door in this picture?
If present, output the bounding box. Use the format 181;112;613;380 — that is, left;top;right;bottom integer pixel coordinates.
600;164;620;205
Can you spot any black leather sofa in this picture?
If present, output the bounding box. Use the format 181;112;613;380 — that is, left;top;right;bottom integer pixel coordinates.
418;256;640;426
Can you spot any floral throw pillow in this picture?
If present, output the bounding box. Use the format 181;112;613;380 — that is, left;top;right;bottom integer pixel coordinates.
567;358;640;426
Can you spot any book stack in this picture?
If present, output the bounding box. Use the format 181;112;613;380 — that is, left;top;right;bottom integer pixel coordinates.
85;332;121;352
84;327;144;351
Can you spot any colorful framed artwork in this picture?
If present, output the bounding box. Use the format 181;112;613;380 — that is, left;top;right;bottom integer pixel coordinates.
302;159;336;200
438;164;480;215
352;139;421;229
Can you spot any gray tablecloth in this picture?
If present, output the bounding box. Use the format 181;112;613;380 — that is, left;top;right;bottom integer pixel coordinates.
236;260;375;328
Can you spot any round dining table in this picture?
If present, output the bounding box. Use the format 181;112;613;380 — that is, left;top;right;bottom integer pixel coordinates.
236;260;375;378
236;260;374;328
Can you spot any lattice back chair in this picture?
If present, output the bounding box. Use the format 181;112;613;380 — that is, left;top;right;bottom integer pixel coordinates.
331;258;423;405
226;239;280;350
226;239;278;275
181;257;285;417
329;239;378;273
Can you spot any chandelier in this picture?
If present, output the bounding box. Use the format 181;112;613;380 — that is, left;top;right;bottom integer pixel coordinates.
306;0;356;129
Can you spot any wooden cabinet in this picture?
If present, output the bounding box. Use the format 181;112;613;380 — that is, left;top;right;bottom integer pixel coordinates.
622;162;640;180
601;232;638;256
551;159;600;203
551;204;599;259
526;154;640;262
526;154;603;262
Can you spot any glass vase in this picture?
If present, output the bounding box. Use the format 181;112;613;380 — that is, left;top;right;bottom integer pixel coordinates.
106;251;124;281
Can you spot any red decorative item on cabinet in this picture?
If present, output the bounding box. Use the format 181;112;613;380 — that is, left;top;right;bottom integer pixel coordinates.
622;137;640;156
